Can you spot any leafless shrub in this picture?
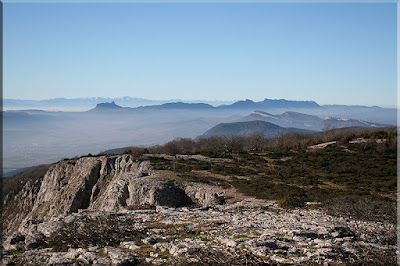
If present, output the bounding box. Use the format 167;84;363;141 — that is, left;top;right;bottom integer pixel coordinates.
323;196;396;225
123;146;147;157
196;136;227;154
115;126;397;155
161;138;196;155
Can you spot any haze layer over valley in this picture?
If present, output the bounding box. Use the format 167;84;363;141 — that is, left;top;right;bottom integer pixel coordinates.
3;98;396;175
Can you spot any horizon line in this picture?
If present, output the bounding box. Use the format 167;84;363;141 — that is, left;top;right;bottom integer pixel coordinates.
3;97;397;109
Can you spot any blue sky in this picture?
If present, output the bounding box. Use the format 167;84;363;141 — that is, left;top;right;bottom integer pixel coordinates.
4;3;397;107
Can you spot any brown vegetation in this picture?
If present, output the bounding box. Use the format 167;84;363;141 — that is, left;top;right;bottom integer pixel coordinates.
121;127;396;223
123;127;396;157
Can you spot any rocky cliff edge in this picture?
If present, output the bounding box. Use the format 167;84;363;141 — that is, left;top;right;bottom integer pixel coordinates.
3;154;224;233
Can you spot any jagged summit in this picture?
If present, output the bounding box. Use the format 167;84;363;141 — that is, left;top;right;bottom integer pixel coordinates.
87;101;124;112
95;101;122;109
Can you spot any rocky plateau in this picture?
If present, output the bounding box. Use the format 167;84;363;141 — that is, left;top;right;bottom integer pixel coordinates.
2;154;396;265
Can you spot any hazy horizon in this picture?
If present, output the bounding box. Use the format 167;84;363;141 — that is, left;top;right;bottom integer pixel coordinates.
4;3;397;107
3;2;398;173
3;96;398;109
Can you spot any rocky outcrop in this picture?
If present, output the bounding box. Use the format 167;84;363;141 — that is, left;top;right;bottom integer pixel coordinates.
2;153;396;264
2;200;396;265
90;177;193;212
22;155;150;223
3;154;224;234
2;176;44;233
184;183;226;206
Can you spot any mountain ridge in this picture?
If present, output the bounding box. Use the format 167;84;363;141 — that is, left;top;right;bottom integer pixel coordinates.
5;97;392;113
218;98;320;109
244;110;391;131
86;98;321;113
198;120;316;139
3;97;233;109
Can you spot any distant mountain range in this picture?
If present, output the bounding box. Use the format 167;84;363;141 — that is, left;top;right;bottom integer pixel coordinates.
5;97;320;110
89;102;393;130
4;99;395;175
198;120;316;139
244;111;322;130
218;98;320;109
6;97;394;125
89;101;215;112
243;111;390;131
4;97;233;109
323;116;389;129
88;98;320;112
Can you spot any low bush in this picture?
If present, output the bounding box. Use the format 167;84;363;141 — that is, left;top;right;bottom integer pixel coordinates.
323;196;396;224
278;193;307;209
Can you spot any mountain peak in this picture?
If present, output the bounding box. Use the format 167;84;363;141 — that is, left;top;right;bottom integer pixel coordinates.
95;101;122;109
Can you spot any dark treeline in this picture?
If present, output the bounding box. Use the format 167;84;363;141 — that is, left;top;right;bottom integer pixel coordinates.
123;127;397;156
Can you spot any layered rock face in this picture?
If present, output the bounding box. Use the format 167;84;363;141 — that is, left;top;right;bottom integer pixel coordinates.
25;155;151;222
3;155;222;233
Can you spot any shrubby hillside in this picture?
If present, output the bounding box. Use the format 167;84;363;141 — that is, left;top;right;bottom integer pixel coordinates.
2;126;396;265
